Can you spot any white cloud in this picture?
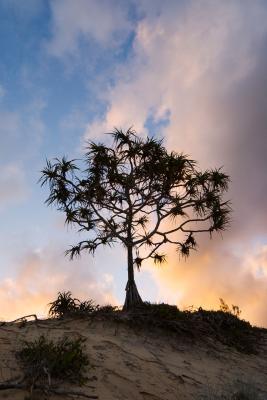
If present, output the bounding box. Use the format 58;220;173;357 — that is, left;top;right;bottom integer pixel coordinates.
47;0;133;57
84;0;267;148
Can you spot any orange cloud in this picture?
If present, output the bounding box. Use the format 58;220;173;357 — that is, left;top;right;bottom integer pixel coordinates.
148;237;267;327
0;248;117;321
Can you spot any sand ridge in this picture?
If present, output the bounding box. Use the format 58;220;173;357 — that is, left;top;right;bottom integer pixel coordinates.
0;317;266;399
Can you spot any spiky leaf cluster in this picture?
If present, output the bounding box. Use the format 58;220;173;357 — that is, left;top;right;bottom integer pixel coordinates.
40;128;230;266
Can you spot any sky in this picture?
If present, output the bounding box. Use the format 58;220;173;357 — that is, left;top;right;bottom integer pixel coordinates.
0;0;267;326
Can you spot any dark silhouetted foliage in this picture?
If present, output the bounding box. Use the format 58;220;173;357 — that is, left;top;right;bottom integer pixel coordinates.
48;293;261;355
48;292;119;319
40;128;231;309
48;291;96;318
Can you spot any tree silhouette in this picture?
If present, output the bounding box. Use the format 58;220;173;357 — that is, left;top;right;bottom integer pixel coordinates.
40;128;231;310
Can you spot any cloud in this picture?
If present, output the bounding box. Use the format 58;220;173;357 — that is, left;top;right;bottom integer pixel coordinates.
83;0;267;326
0;164;28;209
85;0;267;139
47;0;133;58
147;237;267;326
0;245;118;321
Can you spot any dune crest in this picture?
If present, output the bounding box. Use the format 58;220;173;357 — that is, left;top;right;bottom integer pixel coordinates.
0;315;267;399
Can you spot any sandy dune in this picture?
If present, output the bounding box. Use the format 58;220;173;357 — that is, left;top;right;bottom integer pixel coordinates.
0;317;267;399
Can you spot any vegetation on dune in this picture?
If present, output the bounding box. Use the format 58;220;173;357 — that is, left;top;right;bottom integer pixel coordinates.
48;291;96;318
18;335;89;385
123;302;259;354
0;293;264;398
48;291;117;319
48;292;261;354
15;335;91;399
40;128;231;310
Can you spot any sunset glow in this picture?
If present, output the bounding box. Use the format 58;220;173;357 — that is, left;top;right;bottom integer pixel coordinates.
0;0;267;326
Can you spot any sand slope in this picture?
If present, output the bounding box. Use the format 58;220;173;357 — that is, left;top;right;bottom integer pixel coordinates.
0;317;267;399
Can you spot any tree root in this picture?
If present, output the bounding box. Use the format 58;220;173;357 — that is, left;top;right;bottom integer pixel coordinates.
0;314;38;326
0;382;98;398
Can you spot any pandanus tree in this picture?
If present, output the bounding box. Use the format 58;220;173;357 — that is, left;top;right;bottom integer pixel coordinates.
40;128;230;310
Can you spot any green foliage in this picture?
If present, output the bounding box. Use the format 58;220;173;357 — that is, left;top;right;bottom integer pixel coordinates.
17;335;89;388
48;291;95;318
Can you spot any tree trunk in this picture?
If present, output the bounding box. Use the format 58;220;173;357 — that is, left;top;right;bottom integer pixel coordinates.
123;246;143;310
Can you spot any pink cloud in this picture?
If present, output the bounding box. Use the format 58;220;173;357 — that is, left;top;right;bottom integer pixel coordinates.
0;247;118;321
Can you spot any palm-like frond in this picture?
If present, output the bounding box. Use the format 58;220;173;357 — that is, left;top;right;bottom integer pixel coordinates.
40;127;231;291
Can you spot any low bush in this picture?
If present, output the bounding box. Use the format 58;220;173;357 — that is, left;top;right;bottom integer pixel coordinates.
17;335;89;389
124;302;260;354
192;308;256;353
139;302;186;320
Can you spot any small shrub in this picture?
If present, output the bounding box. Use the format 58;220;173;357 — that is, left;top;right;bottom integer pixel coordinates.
77;300;96;314
17;335;89;388
140;302;185;320
48;291;96;318
48;291;77;318
95;304;118;314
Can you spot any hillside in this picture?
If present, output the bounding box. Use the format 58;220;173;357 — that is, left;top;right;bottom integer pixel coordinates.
0;308;267;400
